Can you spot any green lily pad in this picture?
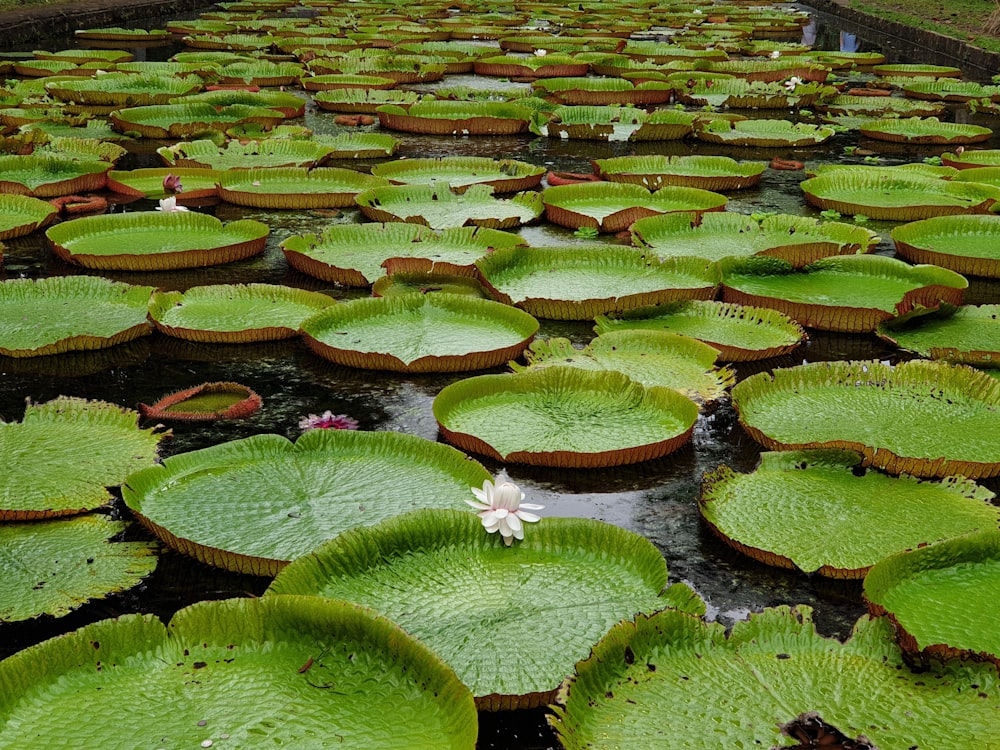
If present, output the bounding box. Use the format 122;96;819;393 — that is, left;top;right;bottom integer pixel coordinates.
0;513;158;622
138;381;262;421
701;450;1000;578
433;367;699;468
0;396;165;520
312;131;400;159
550;605;1000;750
941;148;1000;170
594;300;807;362
148;283;335;343
0;276;153;357
176;88;307;118
473;53;589;77
593;155;765;191
0;194;57;240
901;79;1000;102
632;211;878;266
301;293;539;372
312;88;424;113
531;76;673;105
376;101;534;135
872;63;963;78
156;138;339;170
694;117;836;147
721;254;967;333
536;106;696;141
892;214;1000;277
217;167;389;209
675;78;834;109
370;156;544;193
0;596;478;749
45;74;203;108
371;273;490;298
0;154;110;197
731;358;1000;478
816;94;946;118
281;223;525;286
877;304;1000;366
865;529;1000;667
110;103;285;138
300;74;399;91
801;169;1000;220
355;183;544;230
542;182;727;233
477;246;718;320
75;27;172;41
269;510;690;709
46;211;269;271
105;167;223;201
511;330;734;403
860;116;992;145
215;60;305;86
122;429;491;574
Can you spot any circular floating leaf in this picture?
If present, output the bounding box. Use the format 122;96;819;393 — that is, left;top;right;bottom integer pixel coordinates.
0;154;109;197
877;304;1000;367
371;273;490;298
45;74;202;107
941;148;1000;170
269;510;677;709
122;429;491;574
731;359;1000;478
281;223;525;286
157;138;340;170
376;101;534;136
0;194;57;240
433;367;699;468
816;94;945;118
632;211;877;266
720;255;967;332
865;529;1000;667
370;156;544;193
300;74;398;91
594;300;806;362
473;53;589;78
46;211;269;271
860;117;992;145
694;118;835;147
106;167;223;202
536;106;696;141
148;283;335;343
0;276;153;357
0;596;478;749
138;381;262;421
0;513;158;622
217;167;389;209
701;450;999;578
312;88;424;113
477;246;718;320
872;63;963;78
550;605;1000;750
0;397;165;520
110;103;285;139
901;80;1000;102
532;76;673;105
355;183;544;230
301;293;539;372
594;155;765;191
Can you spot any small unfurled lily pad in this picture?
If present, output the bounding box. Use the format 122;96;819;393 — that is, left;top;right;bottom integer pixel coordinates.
536;106;696;141
138;381;262;421
891;214;1000;277
0;276;153;357
122;429;492;574
268;510;687;710
720;254;967;333
300;293;539;373
865;529;1000;667
0;396;166;520
731;358;1000;478
281;223;525;286
476;246;718;320
45;210;269;271
355;183;544;230
148;283;335;343
0;513;158;622
433;367;699;468
701;450;1000;578
594;300;806;362
0;596;478;748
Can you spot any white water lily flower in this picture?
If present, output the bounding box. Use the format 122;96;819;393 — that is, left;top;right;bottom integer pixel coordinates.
770;50;781;59
534;48;547;56
155;196;189;212
466;472;544;545
784;76;803;92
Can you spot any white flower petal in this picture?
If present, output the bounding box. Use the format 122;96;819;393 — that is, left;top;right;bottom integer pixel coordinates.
506;513;523;534
515;510;541;523
519;502;545;510
465;498;491;510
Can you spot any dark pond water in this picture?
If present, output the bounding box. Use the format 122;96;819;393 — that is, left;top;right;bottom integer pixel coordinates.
1;6;999;749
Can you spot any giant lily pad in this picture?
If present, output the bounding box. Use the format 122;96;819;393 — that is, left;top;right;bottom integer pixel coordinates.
476;246;718;320
433;367;699;468
312;88;424;113
541;182;727;233
549;605;1000;750
46;211;269;271
268;510;688;709
156;138;339;170
536;106;696;141
300;74;398;91
138;381;262;421
0;397;165;520
473;53;589;78
370;156;544;194
105;167;223;202
0;513;158;622
801;170;1000;220
720;255;967;333
594;300;807;362
301;293;539;372
0;154;110;197
901;79;1000;102
531;76;673;105
731;358;1000;478
632;211;878;266
675;78;834;109
864;529;1000;667
355;183;543;230
376;101;534;135
816;94;946;118
44;74;203;108
694;118;836;147
217;167;389;209
281;223;525;285
877;304;1000;367
110;103;285;138
510;330;734;403
593;155;765;191
148;283;335;343
701;449;1000;578
0;276;153;357
890;209;1000;278
0;596;478;748
0;194;57;240
872;63;963;78
941;148;1000;170
176;88;307;118
860;117;992;145
122;429;491;574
